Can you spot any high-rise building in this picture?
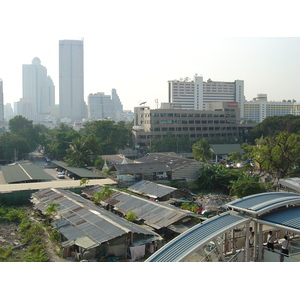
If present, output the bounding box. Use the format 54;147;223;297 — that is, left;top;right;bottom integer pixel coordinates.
111;88;123;116
22;57;55;121
168;75;245;117
0;78;4;123
88;92;114;119
87;89;123;120
59;39;86;122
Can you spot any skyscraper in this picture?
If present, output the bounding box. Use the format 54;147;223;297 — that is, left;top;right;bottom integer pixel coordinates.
22;57;55;121
59;39;86;122
0;78;4;123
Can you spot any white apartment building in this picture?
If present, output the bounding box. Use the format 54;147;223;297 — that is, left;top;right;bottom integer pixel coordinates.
168;75;245;117
244;94;300;123
59;39;86;122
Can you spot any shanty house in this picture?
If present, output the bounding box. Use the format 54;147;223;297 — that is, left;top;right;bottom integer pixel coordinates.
127;180;191;201
82;185;196;238
30;188;160;261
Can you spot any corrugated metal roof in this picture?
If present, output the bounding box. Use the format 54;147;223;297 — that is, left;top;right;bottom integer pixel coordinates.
83;185;189;230
279;178;300;193
113;192;188;229
101;155;134;164
2;163;54;183
227;192;300;216
259;206;300;232
128;180;177;198
51;161;103;178
31;188;158;248
115;163;170;174
210;144;244;155
146;212;249;262
135;153;200;170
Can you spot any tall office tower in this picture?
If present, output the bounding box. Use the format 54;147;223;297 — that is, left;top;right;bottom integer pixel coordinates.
168;75;245;117
4;103;14;121
22;57;55;121
112;88;123;115
0;78;4;122
59;39;86;122
88;92;115;119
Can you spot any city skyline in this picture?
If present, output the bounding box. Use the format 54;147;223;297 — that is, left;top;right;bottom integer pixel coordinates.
1;1;299;112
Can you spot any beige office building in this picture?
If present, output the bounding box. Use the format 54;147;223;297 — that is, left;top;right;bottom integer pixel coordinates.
133;102;253;147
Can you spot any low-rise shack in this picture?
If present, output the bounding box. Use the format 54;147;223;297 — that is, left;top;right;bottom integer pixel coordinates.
30;188;160;261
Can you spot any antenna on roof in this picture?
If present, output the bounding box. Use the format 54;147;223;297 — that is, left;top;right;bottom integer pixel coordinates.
139;101;146;105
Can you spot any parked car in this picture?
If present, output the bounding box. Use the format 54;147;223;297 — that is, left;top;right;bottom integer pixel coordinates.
57;172;65;179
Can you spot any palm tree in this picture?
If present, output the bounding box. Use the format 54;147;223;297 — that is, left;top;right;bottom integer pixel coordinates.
192;139;211;162
64;137;93;167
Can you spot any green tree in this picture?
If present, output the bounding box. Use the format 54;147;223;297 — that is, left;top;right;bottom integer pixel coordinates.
249;115;300;142
229;173;267;197
64;137;94;167
248;131;300;178
80;120;133;154
227;151;243;163
125;211;137;222
149;134;191;153
46;123;81;160
195;164;242;193
192;139;211;162
80;178;89;187
93;186;113;204
45;203;60;218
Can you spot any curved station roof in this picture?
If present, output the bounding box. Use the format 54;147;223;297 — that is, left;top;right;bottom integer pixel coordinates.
146;192;300;262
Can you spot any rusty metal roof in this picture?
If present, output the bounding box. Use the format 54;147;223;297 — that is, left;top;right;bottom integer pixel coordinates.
31;188;158;248
128;180;177;198
83;186;189;230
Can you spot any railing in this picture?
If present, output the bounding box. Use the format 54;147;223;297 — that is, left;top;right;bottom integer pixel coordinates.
228;248;245;262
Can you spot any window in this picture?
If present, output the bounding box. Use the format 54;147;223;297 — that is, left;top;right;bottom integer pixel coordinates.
181;113;187;117
167;113;174;117
160;113;166;117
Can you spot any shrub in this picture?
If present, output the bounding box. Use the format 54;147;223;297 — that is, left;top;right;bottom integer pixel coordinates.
125;211;137;222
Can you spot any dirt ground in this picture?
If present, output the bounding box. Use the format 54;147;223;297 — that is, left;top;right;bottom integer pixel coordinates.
0;210;68;262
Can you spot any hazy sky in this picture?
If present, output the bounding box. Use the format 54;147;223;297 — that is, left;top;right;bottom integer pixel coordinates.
1;1;300;111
